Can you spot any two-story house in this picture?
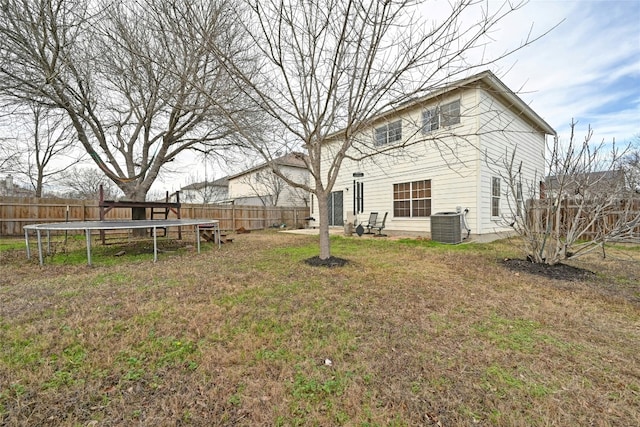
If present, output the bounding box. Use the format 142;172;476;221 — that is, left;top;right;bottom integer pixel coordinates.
0;175;34;197
308;71;556;237
227;152;310;207
180;177;229;204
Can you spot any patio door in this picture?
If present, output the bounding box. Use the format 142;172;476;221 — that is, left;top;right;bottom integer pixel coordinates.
328;191;343;226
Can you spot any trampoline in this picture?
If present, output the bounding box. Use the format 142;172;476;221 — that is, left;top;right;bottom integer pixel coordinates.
24;219;220;266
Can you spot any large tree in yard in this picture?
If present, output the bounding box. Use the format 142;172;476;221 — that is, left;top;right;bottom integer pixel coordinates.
216;0;551;260
0;0;247;200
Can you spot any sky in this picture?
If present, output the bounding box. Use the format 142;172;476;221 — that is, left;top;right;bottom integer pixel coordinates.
3;0;639;195
470;0;639;144
170;0;640;191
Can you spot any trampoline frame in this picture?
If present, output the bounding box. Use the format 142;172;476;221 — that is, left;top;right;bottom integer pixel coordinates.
24;219;220;266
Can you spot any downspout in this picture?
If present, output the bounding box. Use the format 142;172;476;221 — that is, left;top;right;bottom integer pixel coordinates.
475;86;483;235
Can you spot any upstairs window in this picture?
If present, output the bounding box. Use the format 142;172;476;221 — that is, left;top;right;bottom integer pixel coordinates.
375;120;402;146
422;100;461;133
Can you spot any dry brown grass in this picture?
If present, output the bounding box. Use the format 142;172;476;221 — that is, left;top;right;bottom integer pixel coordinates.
1;231;639;426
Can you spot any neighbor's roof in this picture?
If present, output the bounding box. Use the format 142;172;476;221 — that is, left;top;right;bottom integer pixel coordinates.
227;152;308;180
545;170;627;189
181;176;228;191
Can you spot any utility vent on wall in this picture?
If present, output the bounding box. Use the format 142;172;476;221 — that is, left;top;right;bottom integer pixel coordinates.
430;212;463;244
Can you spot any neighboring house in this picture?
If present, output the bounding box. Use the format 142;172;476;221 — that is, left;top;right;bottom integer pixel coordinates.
0;175;33;197
308;70;556;237
227;153;310;207
544;170;629;200
180;177;229;204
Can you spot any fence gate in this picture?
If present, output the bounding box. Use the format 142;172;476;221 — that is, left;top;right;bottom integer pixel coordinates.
328;191;343;226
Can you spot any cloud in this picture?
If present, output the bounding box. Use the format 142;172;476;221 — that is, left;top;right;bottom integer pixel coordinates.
484;0;640;143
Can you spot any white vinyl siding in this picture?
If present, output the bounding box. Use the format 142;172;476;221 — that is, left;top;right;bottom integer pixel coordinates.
315;92;479;234
311;81;549;236
477;88;546;233
228;164;309;207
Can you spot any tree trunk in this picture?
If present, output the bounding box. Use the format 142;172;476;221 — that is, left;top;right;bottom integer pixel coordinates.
132;207;146;221
119;181;150;202
35;172;43;198
316;191;331;260
119;182;150;237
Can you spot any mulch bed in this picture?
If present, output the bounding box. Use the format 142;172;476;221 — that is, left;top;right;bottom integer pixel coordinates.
502;258;640;304
502;258;596;282
304;256;349;268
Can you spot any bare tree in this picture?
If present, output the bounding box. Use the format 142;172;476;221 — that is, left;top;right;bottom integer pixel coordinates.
215;0;552;259
620;135;640;193
237;167;308;207
58;167;122;200
501;121;640;265
0;0;248;201
2;104;82;196
0;140;19;172
181;177;228;204
237;169;285;207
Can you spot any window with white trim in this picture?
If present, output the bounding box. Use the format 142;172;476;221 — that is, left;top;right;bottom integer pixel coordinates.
491;177;501;217
422;100;460;132
375;120;402;146
393;180;431;217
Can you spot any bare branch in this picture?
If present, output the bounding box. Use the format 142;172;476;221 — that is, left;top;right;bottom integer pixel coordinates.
499;120;640;265
0;0;247;200
211;0;555;259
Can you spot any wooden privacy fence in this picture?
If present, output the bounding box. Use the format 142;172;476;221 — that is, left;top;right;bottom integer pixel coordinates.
526;198;640;240
0;196;310;237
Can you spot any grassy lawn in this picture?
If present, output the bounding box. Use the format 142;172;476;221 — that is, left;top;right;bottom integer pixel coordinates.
1;231;639;426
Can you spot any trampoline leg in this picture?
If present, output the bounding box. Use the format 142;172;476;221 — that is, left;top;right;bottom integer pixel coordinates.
153;227;158;262
47;230;51;255
85;229;92;266
36;230;43;266
196;226;201;254
25;229;31;259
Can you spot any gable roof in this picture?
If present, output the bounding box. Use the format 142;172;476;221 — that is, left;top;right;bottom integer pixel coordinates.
463;70;556;136
329;70;556;139
545;170;628;194
181;176;228;191
227;152;308;180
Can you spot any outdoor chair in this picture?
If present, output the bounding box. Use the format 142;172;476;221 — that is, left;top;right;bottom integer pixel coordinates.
364;212;378;234
374;212;388;236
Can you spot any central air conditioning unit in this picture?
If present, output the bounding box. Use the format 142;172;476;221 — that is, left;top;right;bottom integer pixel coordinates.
430;212;463;244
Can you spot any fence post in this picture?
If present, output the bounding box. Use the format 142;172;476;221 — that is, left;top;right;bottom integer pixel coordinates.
232;204;236;231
